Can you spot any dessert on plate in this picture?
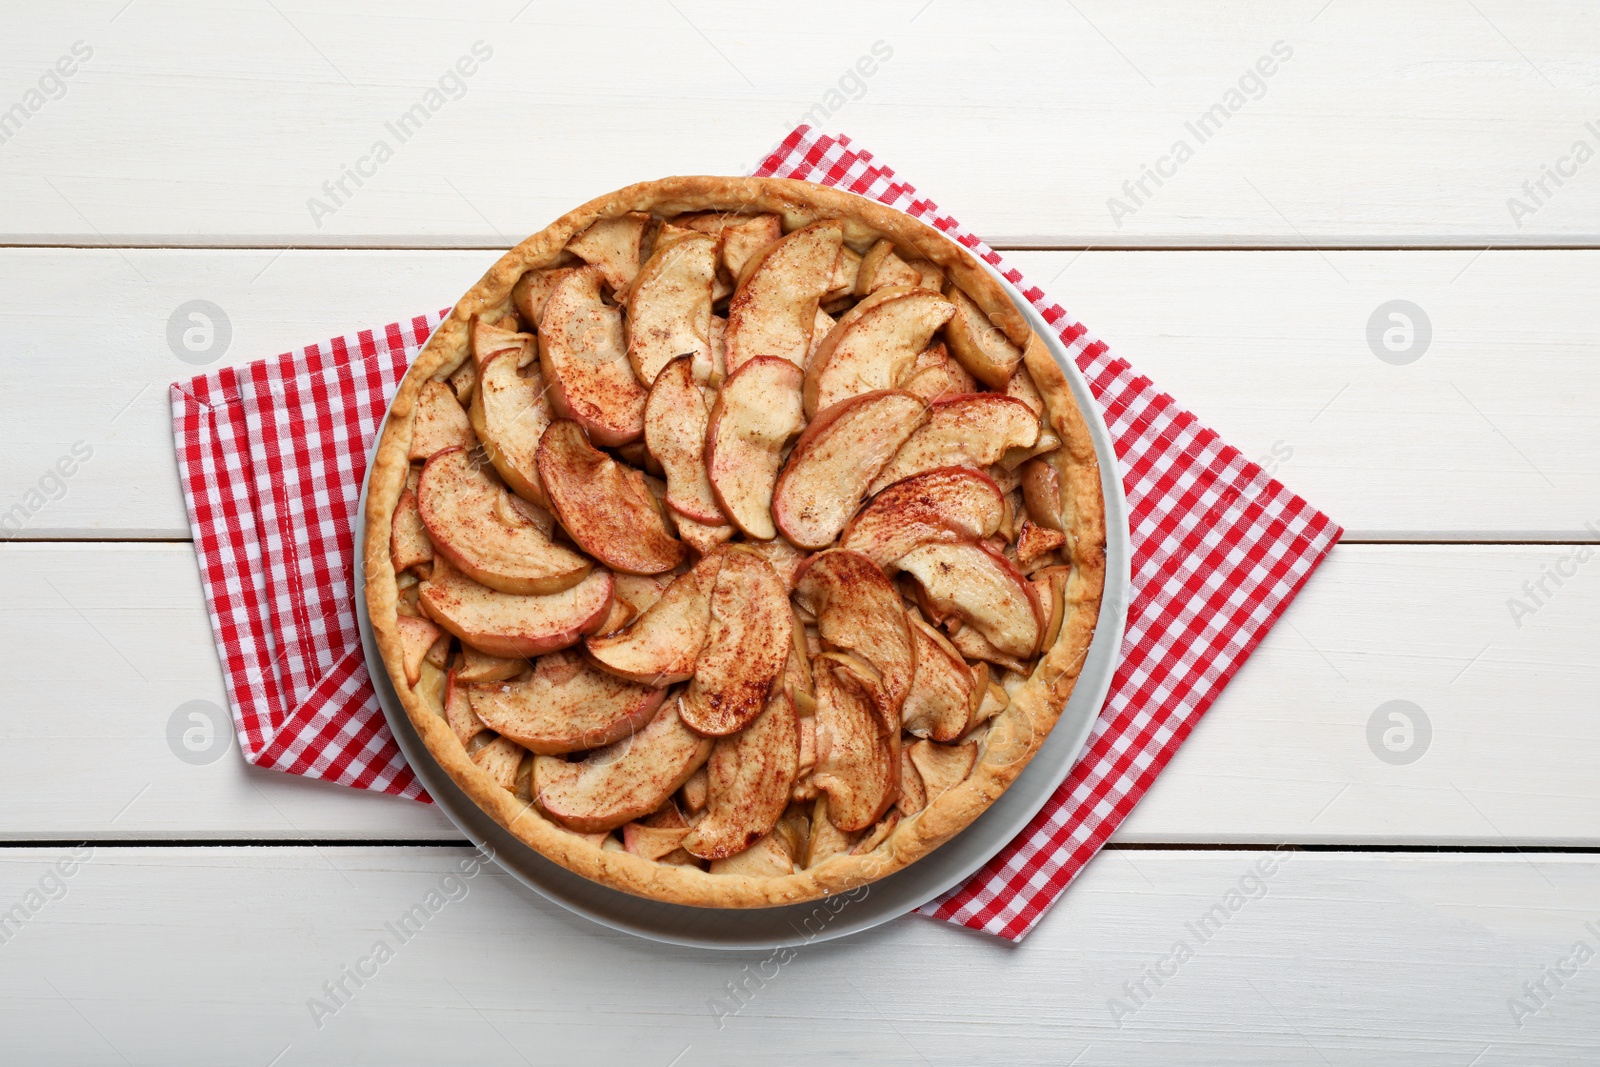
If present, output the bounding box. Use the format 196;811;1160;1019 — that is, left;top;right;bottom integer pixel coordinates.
365;177;1105;907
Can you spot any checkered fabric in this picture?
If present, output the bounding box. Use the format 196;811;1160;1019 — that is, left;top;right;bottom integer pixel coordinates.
171;128;1341;939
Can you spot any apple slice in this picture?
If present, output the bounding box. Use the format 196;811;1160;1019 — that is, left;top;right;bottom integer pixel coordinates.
539;266;648;447
408;380;476;461
902;615;979;742
908;739;978;804
794;550;914;724
613;573;670;616
469;350;554;508
724;220;842;374
396;616;442;687
536;419;687;575
682;212;785;282
624;822;691;861
417;447;590;595
897;747;927;815
445;670;489;745
512;266;580;331
803;287;955;416
866;394;1039;495
710;833;794;877
1029;565;1072;654
671;511;736;555
948;623;1028;676
704;356;804;539
584;550;721;684
742;537;807;591
643;355;725;525
566;211;651;292
679;765;709;814
679;548;792;736
471;736;525;790
1021;457;1064;532
681;687;800;860
455;645;524;684
1000;365;1062;467
898;340;977;402
810;654;899;833
1016;518;1067;568
770;390;929;550
942;284;1022;388
468;649;666;755
853;239;921;296
534;698;713;833
706;315;727;385
802;795;860;866
625;231;717;386
825;246;863;301
838;466;1004;569
419;555;614;659
390;488;433;573
896;540;1043;660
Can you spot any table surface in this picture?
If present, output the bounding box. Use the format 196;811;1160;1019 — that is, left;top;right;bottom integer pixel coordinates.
4;2;1599;1064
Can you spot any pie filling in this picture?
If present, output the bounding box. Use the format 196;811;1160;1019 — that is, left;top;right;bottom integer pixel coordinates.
385;201;1085;882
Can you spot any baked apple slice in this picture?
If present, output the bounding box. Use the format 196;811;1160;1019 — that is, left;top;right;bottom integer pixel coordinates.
908;739;979;804
838;466;1004;568
534;697;713;833
704;356;804;539
643;355;725;525
444;670;489;745
679;548;792;736
770;390;929;550
867;394;1039;495
468;649;666;754
682;212;784;282
454;644;524;684
724;219;842;374
471;736;525;790
566;211;651;292
536;419;687;575
470;347;554;508
793;549;914;724
417;447;590;594
1021;456;1065;531
396;615;442;687
584;550;722;685
902;615;980;742
854;239;922;296
1000;364;1062;467
942;283;1022;388
418;556;614;659
511;266;579;331
390;487;433;573
681;687;800;860
803;287;955;416
710;833;794;876
539;266;648;447
625;231;717;386
896;540;1044;660
898;340;977;402
408;380;476;461
810;653;899;833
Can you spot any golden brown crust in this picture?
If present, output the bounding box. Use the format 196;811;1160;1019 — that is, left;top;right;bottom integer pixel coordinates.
365;176;1107;908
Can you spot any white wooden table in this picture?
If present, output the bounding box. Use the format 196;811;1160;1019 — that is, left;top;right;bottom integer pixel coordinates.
4;2;1598;1063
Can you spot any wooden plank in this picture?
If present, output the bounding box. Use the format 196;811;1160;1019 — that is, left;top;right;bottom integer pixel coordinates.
0;846;1595;1062
4;543;1596;844
5;2;1600;246
3;248;1597;540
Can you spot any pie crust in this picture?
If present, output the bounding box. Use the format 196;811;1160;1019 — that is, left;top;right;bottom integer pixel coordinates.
364;177;1106;908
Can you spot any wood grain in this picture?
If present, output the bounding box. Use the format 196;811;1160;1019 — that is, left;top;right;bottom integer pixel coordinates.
3;249;1596;539
3;2;1599;246
0;846;1594;1063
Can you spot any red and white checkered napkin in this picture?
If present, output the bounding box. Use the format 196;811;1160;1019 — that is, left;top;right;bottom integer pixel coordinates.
171;127;1341;940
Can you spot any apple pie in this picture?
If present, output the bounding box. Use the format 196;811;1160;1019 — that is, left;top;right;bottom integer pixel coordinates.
365;177;1106;908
